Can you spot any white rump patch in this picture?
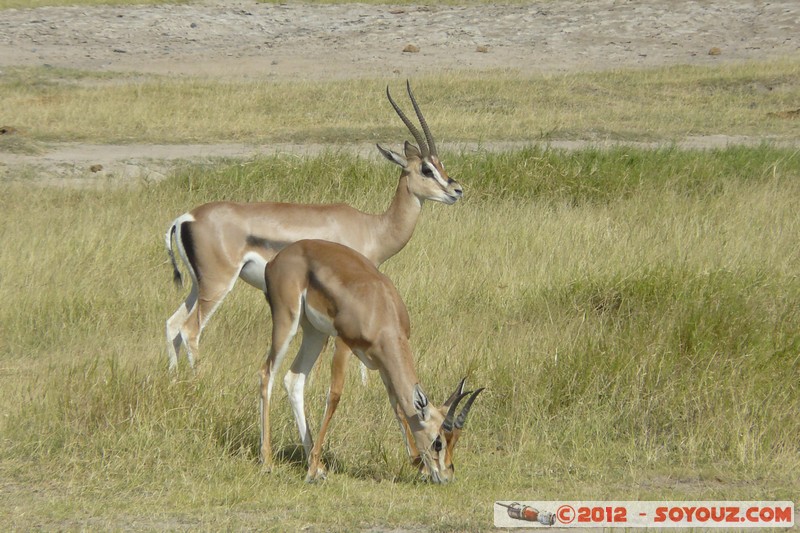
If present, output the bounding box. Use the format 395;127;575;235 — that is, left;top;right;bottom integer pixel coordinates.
175;212;195;225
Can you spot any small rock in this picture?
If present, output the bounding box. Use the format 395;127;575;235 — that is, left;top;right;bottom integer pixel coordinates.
89;164;103;173
402;44;420;53
708;47;722;56
476;45;489;53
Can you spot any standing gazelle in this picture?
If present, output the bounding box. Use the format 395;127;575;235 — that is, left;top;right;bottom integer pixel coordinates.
261;239;483;483
165;82;462;371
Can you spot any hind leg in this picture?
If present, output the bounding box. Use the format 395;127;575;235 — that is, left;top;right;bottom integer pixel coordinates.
175;271;238;372
260;293;303;470
166;287;197;372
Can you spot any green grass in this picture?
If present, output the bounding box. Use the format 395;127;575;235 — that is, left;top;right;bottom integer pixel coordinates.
2;60;799;145
1;145;799;530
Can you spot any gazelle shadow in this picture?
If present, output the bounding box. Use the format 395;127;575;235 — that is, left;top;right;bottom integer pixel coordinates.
274;444;306;466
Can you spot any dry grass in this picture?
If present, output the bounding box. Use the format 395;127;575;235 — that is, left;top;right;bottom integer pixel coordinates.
2;60;799;145
1;146;799;530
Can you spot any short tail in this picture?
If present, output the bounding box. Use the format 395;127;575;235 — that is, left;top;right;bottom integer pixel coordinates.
165;220;183;288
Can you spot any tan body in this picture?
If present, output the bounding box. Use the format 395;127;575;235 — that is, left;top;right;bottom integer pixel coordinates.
260;240;482;483
165;83;462;371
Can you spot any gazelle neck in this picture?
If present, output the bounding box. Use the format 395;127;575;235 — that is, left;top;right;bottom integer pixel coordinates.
373;174;423;266
374;338;422;421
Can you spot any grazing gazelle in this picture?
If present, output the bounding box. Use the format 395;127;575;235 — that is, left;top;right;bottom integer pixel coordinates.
165;82;463;371
260;239;483;483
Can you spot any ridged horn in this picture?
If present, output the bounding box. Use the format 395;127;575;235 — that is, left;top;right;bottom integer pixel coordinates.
443;377;467;409
442;391;471;433
454;388;485;430
386;84;429;158
406;80;437;157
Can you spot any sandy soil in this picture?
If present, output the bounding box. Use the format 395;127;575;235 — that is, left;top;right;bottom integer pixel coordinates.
0;0;798;183
2;0;798;78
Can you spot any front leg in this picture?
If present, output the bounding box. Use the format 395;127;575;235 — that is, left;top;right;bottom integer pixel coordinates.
396;403;423;469
306;338;349;482
378;371;423;470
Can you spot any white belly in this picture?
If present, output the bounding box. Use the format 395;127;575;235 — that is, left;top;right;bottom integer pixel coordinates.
353;348;378;370
238;252;268;291
304;300;338;337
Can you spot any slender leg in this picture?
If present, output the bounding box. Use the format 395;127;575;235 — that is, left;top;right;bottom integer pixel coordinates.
165;288;195;371
167;303;189;372
178;273;237;372
399;412;423;470
259;301;302;470
283;320;328;470
306;338;349;482
378;370;422;469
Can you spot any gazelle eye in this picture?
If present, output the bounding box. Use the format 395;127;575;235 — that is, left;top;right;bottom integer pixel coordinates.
421;165;435;178
432;437;443;452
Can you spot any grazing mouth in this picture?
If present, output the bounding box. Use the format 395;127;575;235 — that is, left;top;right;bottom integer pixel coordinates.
426;469;451;484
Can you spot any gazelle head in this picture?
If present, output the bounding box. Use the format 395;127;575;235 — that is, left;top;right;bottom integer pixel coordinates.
377;81;463;205
411;379;484;484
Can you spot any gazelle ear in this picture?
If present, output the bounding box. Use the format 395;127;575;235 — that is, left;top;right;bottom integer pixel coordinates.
376;143;407;168
413;384;431;422
403;140;423;161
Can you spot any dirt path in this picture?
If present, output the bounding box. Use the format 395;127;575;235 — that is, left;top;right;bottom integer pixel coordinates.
1;0;798;184
5;136;797;188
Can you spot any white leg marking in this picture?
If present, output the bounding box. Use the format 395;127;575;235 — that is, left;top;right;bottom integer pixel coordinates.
284;371;310;456
284;319;328;460
165;305;187;371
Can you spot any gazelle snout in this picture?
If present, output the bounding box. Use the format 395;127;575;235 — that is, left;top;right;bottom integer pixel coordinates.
448;179;463;201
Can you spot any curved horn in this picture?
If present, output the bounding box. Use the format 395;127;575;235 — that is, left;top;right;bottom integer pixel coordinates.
406;80;437;157
442;391;471;433
386;85;429;157
443;377;467;408
455;388;485;430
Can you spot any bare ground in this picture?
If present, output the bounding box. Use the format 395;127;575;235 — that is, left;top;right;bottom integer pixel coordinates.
0;0;799;183
2;0;798;79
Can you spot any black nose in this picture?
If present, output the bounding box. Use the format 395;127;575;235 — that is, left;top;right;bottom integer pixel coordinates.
447;178;462;193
